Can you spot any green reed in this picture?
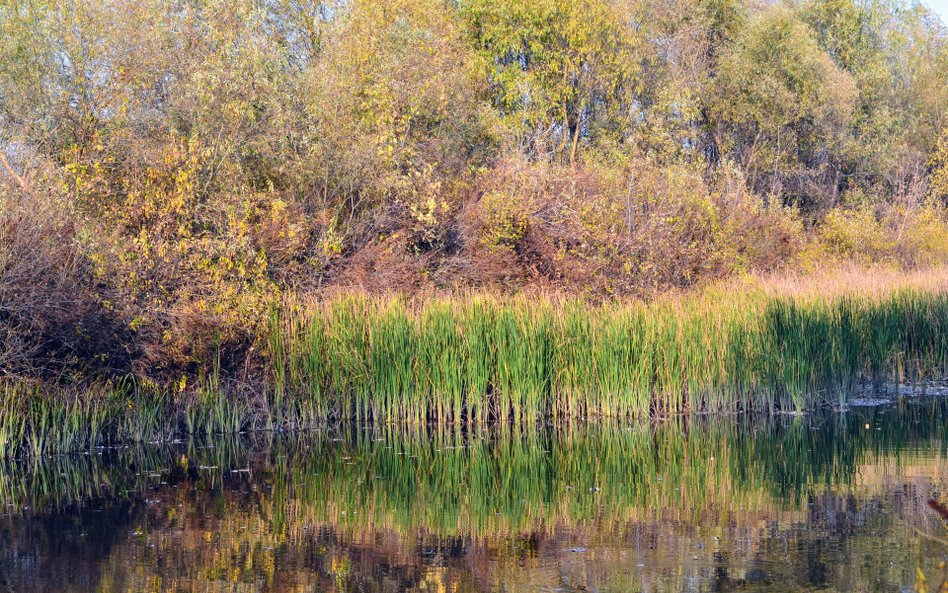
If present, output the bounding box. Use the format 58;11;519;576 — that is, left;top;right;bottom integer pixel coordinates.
0;384;29;459
272;286;948;424
0;280;945;459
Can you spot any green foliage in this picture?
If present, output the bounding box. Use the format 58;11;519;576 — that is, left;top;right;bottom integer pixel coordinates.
804;0;948;198
712;7;856;201
460;0;642;161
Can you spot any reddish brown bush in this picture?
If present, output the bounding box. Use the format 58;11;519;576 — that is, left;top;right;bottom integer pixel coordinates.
0;179;130;380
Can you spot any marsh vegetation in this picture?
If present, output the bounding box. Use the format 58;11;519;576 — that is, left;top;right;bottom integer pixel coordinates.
1;0;947;400
0;270;944;458
2;1;948;589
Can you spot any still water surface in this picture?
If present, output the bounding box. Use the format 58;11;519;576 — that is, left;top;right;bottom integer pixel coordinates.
0;399;946;592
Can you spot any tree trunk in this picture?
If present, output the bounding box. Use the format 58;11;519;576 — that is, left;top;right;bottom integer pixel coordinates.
569;99;585;167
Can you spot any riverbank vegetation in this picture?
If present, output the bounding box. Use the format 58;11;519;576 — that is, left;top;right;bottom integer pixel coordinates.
0;268;944;458
273;272;948;424
1;0;947;435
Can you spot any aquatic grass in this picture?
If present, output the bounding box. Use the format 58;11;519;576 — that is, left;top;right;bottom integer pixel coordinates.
0;383;121;458
198;389;252;435
0;379;252;460
273;274;948;424
368;300;419;423
460;298;496;425
0;271;945;458
420;302;465;423
0;384;29;458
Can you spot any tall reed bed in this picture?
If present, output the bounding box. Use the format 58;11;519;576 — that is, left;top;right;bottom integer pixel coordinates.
2;272;947;459
272;283;948;423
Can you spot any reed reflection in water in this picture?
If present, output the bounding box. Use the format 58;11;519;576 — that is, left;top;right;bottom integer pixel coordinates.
0;399;945;593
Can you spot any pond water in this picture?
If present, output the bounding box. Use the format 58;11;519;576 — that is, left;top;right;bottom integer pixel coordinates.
0;399;946;593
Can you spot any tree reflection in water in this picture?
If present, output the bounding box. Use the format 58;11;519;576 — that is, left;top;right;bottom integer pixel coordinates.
0;399;945;593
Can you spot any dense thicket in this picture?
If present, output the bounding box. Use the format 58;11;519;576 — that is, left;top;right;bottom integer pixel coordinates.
0;0;946;382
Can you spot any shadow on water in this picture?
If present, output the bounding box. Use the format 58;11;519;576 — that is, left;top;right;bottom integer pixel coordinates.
0;398;945;592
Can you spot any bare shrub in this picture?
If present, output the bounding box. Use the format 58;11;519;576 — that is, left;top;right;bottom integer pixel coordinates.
0;177;129;379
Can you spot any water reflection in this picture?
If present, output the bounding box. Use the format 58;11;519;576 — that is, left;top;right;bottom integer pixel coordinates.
0;400;945;592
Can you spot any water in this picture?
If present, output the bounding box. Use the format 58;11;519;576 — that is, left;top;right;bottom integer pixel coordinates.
0;399;945;592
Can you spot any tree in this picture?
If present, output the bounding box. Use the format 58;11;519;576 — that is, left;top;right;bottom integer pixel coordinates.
460;0;643;163
710;7;857;208
804;0;948;199
933;128;948;201
305;0;489;252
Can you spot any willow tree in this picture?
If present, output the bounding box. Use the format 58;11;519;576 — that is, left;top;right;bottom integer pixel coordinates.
710;7;857;208
461;0;643;163
304;0;490;254
803;0;948;200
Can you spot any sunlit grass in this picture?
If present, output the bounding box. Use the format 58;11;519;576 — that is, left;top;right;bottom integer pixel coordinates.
273;271;948;424
0;269;946;458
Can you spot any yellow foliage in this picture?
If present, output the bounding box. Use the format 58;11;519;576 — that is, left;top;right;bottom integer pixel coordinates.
816;206;893;263
806;202;948;269
932;128;948;199
479;190;530;251
60;127;303;373
900;205;948;266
